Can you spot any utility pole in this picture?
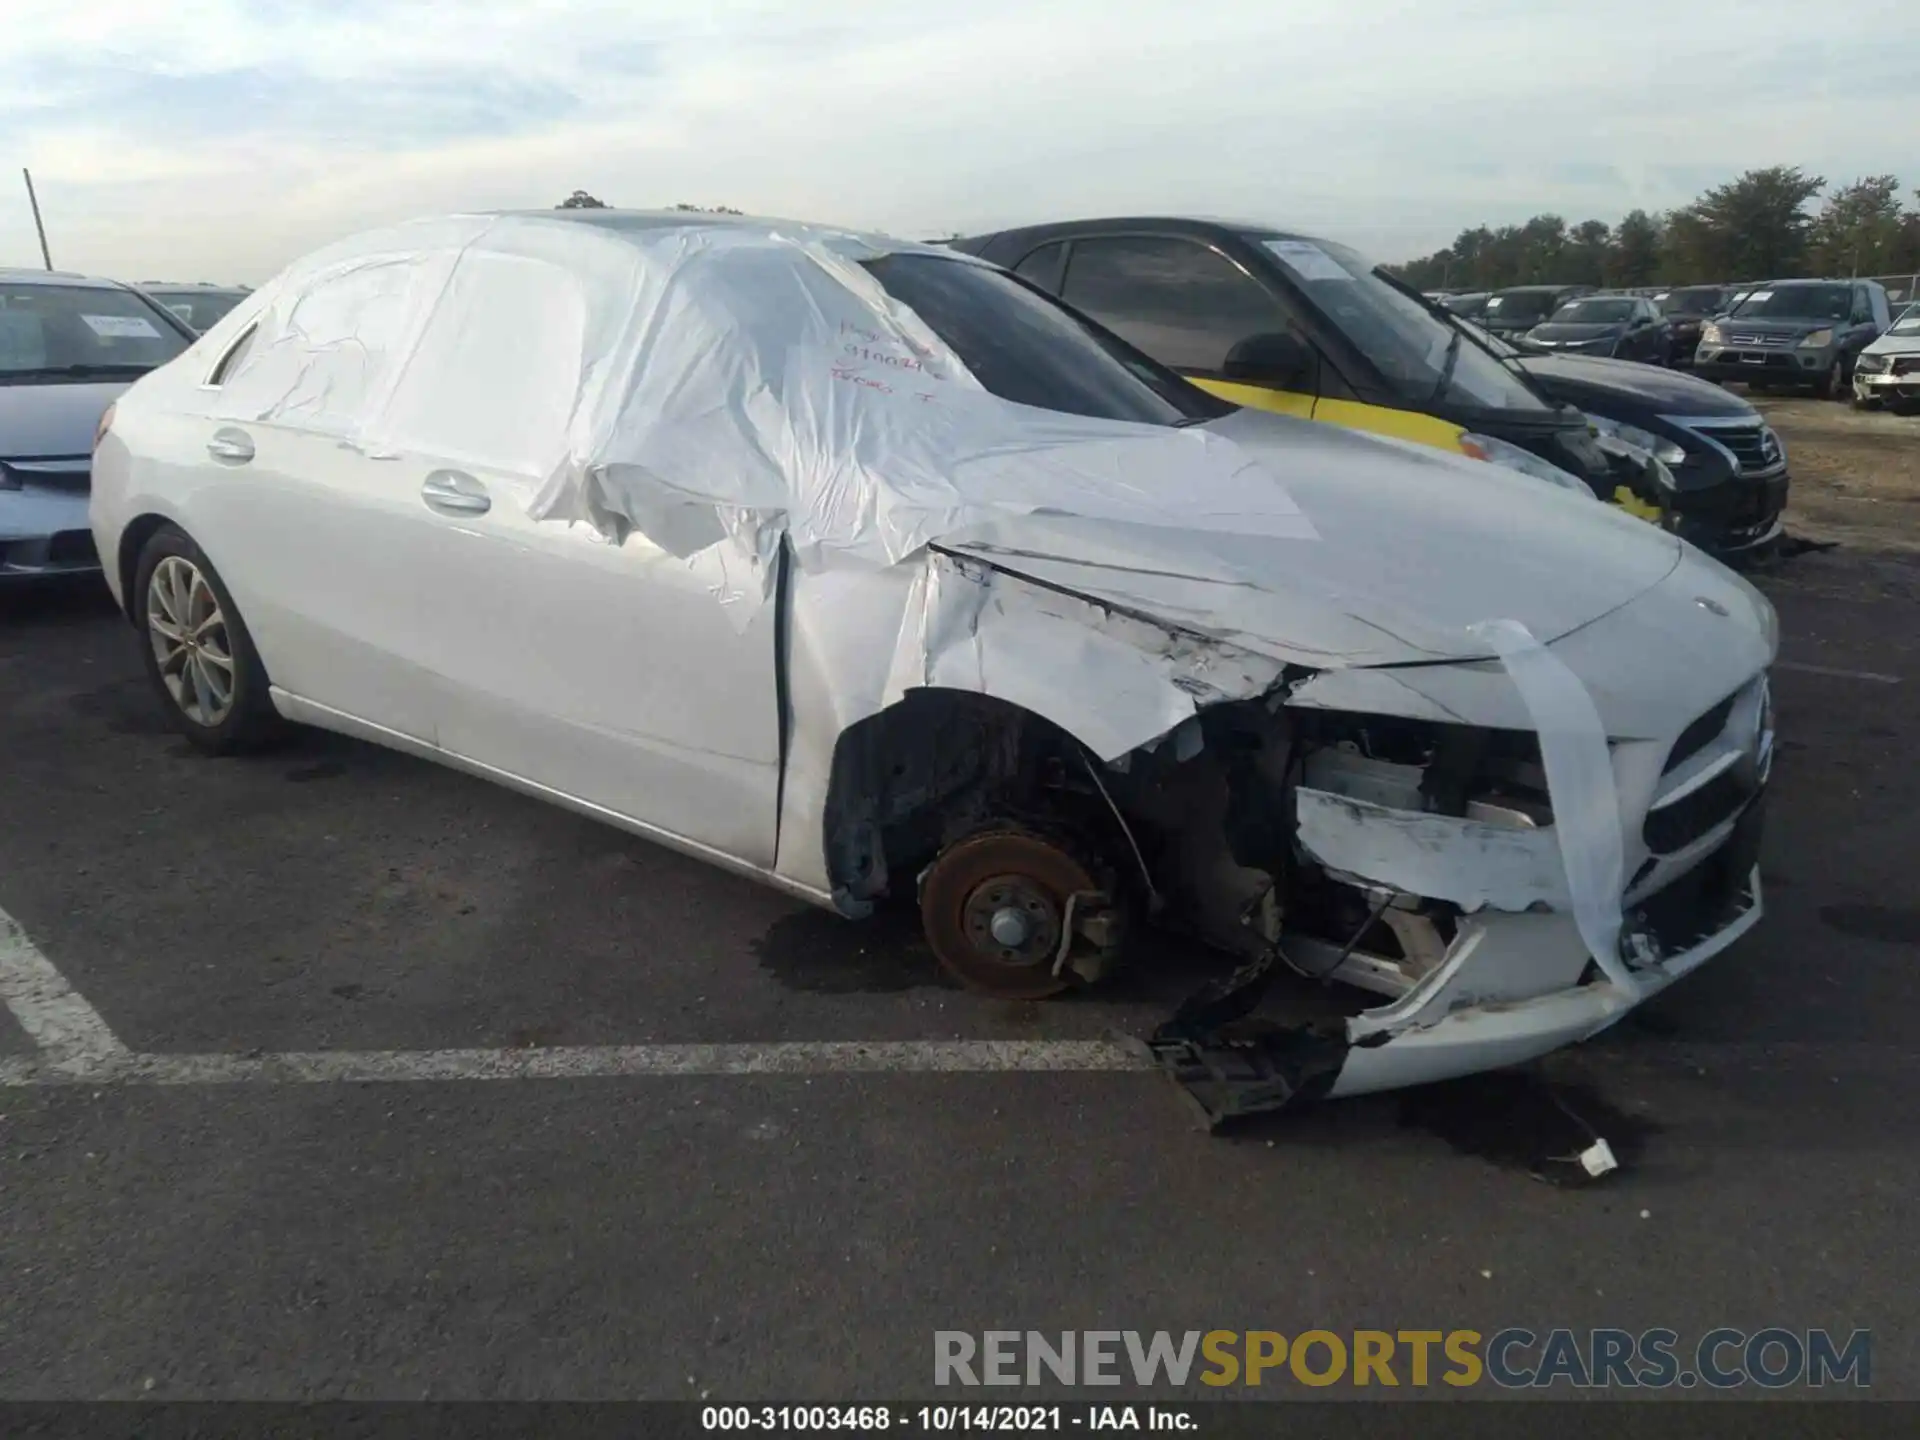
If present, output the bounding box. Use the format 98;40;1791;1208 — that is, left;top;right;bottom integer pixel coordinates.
22;168;52;270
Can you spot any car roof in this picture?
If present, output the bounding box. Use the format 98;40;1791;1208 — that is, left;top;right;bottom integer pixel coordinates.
498;208;963;260
1491;284;1587;294
0;267;129;290
964;215;1323;246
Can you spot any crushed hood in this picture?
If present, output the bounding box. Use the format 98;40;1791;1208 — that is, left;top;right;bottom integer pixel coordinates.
948;408;1682;670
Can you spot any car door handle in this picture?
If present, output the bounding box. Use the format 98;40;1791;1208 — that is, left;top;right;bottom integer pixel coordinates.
421;470;491;516
206;428;255;464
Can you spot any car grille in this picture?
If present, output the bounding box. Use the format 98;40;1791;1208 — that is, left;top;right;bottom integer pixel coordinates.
1642;674;1771;855
1728;333;1790;347
1713;423;1781;473
1673;419;1782;474
1644;767;1755;853
1665;693;1738;773
1895;357;1920;377
1628;794;1764;960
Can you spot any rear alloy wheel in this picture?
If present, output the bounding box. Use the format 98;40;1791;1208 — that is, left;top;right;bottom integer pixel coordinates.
133;526;283;754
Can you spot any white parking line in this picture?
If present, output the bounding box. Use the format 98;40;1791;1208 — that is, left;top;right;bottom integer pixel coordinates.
0;900;1149;1087
0;1039;1155;1087
0;907;129;1074
1774;661;1903;684
7;903;1917;1092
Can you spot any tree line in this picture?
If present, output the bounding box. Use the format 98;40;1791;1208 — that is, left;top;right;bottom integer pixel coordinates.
1387;168;1920;292
557;191;742;215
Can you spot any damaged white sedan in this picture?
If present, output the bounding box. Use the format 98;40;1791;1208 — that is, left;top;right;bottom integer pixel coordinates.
89;210;1776;1110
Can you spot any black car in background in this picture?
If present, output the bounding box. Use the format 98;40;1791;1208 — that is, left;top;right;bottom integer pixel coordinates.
1524;293;1672;364
948;216;1633;505
1458;317;1789;559
1480;284;1596;341
1442;291;1490;319
1518;352;1787;558
1693;278;1893;398
1653;285;1735;368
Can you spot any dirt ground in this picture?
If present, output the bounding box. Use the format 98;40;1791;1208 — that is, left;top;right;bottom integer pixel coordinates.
1746;391;1920;553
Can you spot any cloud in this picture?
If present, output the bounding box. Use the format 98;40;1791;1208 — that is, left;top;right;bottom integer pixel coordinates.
0;0;1913;282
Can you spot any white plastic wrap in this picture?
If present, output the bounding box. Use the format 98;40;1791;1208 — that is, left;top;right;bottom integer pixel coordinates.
1470;618;1637;997
213;214;1318;620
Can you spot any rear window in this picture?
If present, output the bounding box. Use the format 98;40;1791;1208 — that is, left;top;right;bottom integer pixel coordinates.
149;290;246;333
0;283;189;376
1553;298;1635;324
1484;291;1563;323
861;254;1227;427
1659;287;1727;315
1731;285;1851;321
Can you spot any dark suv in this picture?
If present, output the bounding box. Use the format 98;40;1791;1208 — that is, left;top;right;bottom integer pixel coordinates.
1654;285;1736;369
1480;285;1596;341
1693;279;1892;397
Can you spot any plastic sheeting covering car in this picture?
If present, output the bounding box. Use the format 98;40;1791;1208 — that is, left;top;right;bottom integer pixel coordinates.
207;214;1320;625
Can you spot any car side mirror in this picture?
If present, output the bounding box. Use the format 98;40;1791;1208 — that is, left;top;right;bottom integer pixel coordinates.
1222;331;1315;389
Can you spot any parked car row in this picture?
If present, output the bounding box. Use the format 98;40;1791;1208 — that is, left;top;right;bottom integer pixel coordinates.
82;208;1778;1110
1439;277;1905;401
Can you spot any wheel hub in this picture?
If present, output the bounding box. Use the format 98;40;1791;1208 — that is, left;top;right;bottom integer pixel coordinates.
961;876;1060;966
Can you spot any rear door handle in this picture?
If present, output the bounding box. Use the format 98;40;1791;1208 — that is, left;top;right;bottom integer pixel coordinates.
206;427;254;464
421;469;491;516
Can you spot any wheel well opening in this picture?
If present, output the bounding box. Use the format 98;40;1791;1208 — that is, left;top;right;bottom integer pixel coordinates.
821;689;1085;912
117;514;174;619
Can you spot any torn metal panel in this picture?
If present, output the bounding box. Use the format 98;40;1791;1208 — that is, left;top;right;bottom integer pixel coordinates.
883;549;1289;761
1294;788;1570;912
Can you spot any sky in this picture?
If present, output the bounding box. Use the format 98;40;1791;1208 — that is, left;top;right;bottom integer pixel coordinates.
1;0;1914;285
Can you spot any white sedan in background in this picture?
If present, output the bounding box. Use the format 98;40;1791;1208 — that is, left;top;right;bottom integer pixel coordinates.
90;210;1776;1113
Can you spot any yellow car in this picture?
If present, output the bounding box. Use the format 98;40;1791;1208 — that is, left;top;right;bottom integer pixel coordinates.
950;217;1664;518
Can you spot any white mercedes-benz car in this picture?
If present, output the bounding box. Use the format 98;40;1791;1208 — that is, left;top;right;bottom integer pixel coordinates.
90;210;1776;1109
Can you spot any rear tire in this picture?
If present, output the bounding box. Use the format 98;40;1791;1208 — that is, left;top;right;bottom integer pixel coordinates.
132;525;284;755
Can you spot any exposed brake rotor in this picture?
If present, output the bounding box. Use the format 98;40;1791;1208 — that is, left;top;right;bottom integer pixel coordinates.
919;829;1123;999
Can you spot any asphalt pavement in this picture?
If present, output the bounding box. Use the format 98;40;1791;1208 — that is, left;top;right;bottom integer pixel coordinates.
0;549;1915;1400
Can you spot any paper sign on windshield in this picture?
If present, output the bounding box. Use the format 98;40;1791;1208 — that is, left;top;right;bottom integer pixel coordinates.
1263;240;1351;283
81;314;161;339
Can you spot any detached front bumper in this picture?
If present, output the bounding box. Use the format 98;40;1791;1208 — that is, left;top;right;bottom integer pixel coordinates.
1153;653;1773;1126
1328;862;1762;1099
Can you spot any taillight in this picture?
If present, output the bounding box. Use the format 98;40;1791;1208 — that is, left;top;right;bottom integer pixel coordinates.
94;402;115;453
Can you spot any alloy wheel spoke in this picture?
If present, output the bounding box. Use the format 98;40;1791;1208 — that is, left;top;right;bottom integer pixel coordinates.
187;653;217;721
